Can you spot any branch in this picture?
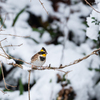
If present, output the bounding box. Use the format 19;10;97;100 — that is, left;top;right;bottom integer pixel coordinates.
0;33;30;38
0;39;100;71
0;42;31;65
0;61;16;91
31;48;100;70
0;42;9;58
0;38;7;42
8;48;100;71
28;71;31;100
0;89;6;94
84;0;100;13
0;54;9;59
39;0;49;15
3;43;23;48
0;14;7;31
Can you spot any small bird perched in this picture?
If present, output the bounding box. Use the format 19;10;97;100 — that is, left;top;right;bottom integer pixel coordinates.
31;47;47;67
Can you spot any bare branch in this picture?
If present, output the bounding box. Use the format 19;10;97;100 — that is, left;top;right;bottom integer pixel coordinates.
8;56;31;65
0;42;31;65
3;43;23;48
8;63;23;69
0;38;7;42
39;0;49;15
0;33;30;38
0;62;16;90
31;48;100;70
0;42;9;58
28;71;31;100
0;89;6;94
84;0;100;13
6;83;16;87
6;48;100;71
0;54;8;59
0;14;7;31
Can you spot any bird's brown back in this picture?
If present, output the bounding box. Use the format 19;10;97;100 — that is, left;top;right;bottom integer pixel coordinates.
31;53;38;63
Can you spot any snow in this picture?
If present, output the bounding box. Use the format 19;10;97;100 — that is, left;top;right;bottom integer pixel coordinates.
40;31;51;43
95;82;100;100
6;59;16;64
95;0;100;3
0;51;7;63
86;2;100;40
22;65;32;71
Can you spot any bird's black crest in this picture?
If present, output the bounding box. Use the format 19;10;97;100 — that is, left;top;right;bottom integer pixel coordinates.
42;47;46;52
39;47;47;54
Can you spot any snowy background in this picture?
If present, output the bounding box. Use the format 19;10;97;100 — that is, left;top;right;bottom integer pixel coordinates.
0;0;100;100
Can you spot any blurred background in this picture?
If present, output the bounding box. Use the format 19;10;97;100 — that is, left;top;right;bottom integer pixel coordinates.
0;0;100;100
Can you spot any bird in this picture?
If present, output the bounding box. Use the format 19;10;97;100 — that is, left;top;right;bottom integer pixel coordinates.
31;47;47;67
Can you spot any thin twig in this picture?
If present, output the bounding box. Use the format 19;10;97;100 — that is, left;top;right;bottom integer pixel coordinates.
0;42;31;65
0;89;6;94
9;63;23;69
0;54;8;59
3;43;23;48
0;14;7;31
6;83;16;87
0;42;9;58
0;33;30;38
8;56;31;65
28;71;31;100
85;0;100;13
0;62;16;90
0;38;7;42
39;0;49;15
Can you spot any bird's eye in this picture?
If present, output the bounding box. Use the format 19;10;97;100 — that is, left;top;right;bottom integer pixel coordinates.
38;52;45;54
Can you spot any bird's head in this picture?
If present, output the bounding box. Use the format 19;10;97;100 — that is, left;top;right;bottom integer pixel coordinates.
38;47;47;57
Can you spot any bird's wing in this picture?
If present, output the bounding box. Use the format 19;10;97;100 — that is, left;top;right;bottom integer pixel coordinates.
31;54;38;63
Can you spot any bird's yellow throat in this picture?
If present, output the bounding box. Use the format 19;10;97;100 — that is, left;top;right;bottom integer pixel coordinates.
42;54;46;57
